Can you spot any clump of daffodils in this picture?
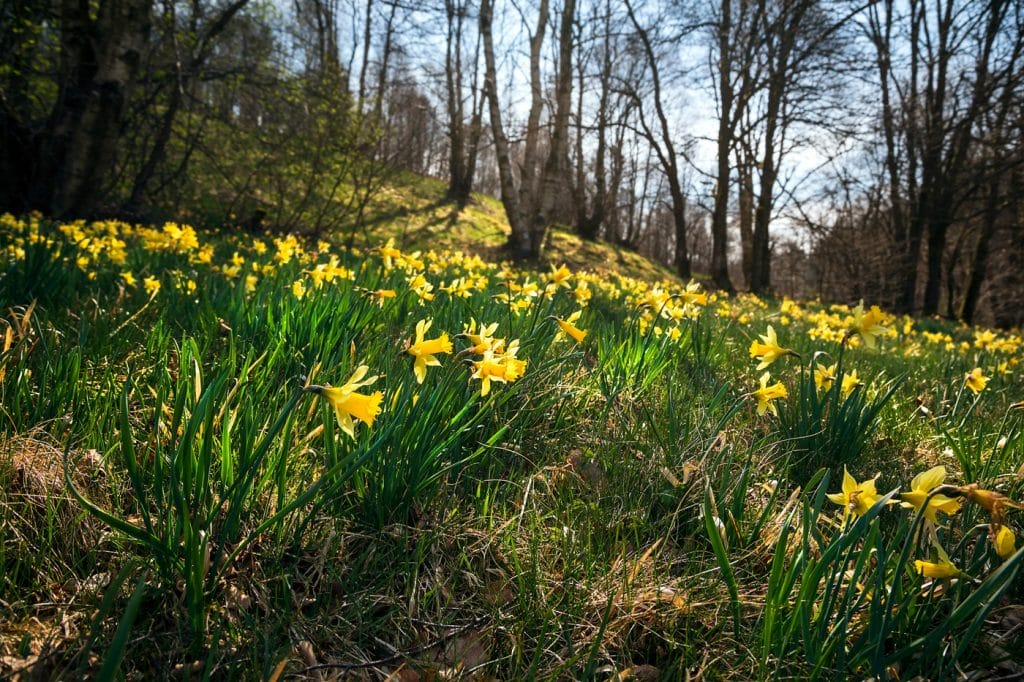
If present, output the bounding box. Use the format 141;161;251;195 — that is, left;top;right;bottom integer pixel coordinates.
828;465;1021;581
458;320;527;396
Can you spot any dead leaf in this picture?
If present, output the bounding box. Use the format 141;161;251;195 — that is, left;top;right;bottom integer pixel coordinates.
437;630;490;679
384;664;421;681
296;640;318;668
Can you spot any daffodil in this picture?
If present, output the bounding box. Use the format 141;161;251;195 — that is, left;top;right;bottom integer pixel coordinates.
749;325;790;370
965;367;988;395
470;339;526;396
377;237;401;269
551;310;587;344
548;263;573;288
366;288;397;306
850;301;888;349
814;362;837;392
827;467;883;520
841;369;863;399
957;484;1022;524
993;524;1016;559
914;556;961;579
752;372;788;416
460;320;499;354
306;365;384;438
408;273;435;302
899;466;961;524
406;318;453;383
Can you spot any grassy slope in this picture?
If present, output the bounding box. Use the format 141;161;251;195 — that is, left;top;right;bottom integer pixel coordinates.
0;195;1023;681
358;171;677;282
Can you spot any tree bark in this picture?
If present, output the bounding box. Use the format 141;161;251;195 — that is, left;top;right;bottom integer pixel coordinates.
38;0;152;217
535;0;576;252
709;0;735;292
480;0;526;250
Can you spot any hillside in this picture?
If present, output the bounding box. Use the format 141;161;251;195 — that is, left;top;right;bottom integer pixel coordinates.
349;172;679;283
0;210;1023;679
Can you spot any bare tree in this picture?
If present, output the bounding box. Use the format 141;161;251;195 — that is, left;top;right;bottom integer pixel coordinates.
443;0;484;204
480;0;528;254
623;0;692;279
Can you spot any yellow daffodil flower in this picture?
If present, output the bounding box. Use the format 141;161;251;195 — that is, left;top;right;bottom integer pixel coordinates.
470;339;527;396
366;288;397;306
548;263;573;288
914;556;961;579
850;301;888;349
408;273;435;302
827;467;882;520
957;484;1022;524
460;320;500;354
551;310;587;344
753;372;788;416
406;318;453;384
680;281;708;307
899;466;961;524
377;237;401;269
306;365;384;438
965;367;988;395
749;325;790;370
814;362;837;392
993;524;1016;559
841;369;863;399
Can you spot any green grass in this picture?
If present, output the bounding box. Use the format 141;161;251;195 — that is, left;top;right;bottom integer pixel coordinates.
344;171;679;283
0;211;1023;679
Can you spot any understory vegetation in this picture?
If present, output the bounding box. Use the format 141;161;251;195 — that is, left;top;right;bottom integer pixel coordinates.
1;212;1023;680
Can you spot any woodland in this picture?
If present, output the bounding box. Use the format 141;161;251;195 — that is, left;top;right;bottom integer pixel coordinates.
3;0;1022;322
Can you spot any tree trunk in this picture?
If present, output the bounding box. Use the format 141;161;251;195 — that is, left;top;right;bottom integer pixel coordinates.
737;143;754;288
709;0;734;293
445;0;468;202
574;0;610;242
480;0;526;251
39;0;152;217
624;0;690;278
535;0;576;252
510;0;549;257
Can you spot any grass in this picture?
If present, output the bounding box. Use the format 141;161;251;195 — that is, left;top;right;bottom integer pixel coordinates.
350;171;678;283
0;208;1023;679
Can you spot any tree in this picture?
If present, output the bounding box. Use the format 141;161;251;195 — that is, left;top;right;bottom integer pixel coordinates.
481;0;577;259
1;0;152;217
443;0;484;204
126;0;252;214
623;0;692;279
865;0;1022;315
